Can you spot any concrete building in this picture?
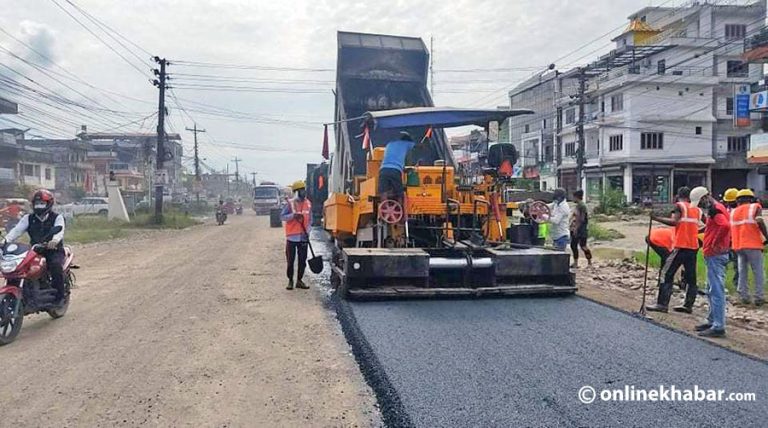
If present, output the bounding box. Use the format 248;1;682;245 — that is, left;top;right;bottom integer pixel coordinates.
22;138;96;202
0;129;57;197
509;1;766;202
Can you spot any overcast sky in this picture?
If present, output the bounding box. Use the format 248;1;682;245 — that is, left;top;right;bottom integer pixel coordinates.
1;0;688;184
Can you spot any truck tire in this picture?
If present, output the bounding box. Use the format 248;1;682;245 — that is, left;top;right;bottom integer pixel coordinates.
269;208;282;228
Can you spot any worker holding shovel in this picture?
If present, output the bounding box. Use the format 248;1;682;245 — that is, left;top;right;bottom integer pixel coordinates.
281;180;312;290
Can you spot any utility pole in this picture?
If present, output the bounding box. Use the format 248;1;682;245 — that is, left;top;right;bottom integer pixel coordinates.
226;164;230;196
251;172;257;186
185;123;206;203
232;157;241;183
575;67;587;190
152;57;168;223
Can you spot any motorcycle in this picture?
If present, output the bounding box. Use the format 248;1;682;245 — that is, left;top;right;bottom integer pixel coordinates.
0;226;76;346
215;208;227;226
235;204;243;215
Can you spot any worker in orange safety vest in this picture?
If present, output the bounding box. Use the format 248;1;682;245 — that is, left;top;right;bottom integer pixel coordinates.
730;189;767;306
647;186;702;313
281;180;312;290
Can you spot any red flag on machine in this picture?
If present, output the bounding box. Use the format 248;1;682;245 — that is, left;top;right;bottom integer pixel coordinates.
321;124;329;160
424;126;433;139
362;125;371;150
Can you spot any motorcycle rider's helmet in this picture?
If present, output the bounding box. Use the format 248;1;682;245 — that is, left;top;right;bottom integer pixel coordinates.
31;189;54;217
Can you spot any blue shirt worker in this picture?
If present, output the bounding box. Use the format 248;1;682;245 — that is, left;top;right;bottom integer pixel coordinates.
378;131;421;200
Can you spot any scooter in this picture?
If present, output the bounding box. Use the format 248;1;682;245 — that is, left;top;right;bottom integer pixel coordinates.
215;208;227;226
0;226;76;346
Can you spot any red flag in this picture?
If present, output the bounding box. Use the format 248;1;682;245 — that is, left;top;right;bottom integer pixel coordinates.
424;126;433;139
321;124;329;160
362;125;371;150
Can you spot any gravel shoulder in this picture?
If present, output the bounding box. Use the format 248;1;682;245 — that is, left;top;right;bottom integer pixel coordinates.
0;215;379;427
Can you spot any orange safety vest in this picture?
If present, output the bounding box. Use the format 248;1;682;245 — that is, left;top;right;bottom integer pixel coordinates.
730;203;763;250
284;198;312;237
649;227;674;251
673;202;700;250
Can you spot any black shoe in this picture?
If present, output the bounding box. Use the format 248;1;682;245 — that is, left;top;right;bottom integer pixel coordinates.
672;305;693;314
646;304;668;313
698;328;726;338
756;298;765;307
286;279;294;290
296;280;309;289
695;323;712;332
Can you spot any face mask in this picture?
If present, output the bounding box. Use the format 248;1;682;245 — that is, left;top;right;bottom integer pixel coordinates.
297;190;306;199
33;202;48;215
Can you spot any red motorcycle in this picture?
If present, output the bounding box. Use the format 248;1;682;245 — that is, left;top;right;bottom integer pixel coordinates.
0;226;76;345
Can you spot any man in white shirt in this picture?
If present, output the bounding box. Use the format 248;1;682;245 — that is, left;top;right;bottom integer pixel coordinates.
549;188;571;251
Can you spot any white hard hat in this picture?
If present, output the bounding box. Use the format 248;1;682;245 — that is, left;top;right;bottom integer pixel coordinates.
690;186;709;208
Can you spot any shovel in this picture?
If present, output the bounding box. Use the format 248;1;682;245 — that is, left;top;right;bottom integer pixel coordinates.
299;217;324;274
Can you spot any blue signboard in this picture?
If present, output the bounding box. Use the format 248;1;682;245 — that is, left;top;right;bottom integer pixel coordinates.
736;94;751;127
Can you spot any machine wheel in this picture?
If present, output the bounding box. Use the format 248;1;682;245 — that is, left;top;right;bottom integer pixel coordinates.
528;201;551;223
0;293;23;346
378;199;404;224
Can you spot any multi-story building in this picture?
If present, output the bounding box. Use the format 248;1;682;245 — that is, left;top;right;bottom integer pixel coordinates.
509;1;766;202
22;138;96;202
0;129;57;196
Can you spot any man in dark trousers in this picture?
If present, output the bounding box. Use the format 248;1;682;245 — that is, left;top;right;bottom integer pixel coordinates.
569;190;592;268
647;186;701;313
2;189;67;306
281;180;312;290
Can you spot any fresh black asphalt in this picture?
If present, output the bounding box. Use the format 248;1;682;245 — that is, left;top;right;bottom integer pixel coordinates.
343;296;768;427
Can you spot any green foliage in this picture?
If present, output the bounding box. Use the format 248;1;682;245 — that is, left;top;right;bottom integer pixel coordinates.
14;184;37;199
64;210;200;243
594;187;626;216
588;223;626;241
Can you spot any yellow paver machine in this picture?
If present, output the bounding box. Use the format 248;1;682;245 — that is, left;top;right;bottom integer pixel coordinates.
323;32;575;299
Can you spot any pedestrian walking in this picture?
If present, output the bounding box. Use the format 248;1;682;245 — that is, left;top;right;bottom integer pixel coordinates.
548;188;571;251
569;190;592;268
281;180;312;291
646;186;701;313
695;189;730;338
730;189;767;306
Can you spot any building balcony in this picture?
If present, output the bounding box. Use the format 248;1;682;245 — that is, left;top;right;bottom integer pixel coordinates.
589;66;718;94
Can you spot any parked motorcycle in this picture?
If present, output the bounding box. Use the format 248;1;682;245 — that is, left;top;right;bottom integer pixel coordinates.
215;208;227;226
0;226;76;346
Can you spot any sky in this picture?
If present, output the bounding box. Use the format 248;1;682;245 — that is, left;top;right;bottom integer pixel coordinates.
0;0;699;185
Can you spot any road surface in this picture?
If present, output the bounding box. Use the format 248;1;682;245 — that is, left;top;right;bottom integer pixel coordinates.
345;297;768;427
1;215;378;427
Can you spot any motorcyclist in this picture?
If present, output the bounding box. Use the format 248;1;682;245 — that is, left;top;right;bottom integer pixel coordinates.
1;189;66;306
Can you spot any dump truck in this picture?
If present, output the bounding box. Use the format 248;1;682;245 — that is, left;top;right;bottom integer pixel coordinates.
252;182;282;215
324;31;575;299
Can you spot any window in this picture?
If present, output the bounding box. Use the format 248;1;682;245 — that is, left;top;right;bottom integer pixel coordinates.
610;93;623;112
609;134;623;151
725;24;746;40
641;132;664;150
524;124;530;133
695;126;702;135
565;108;575;125
727;60;748;78
727;136;749;153
544;144;553;162
657;59;666;75
565;142;576;157
542;119;547;129
726;97;734;115
45;168;52;180
33;165;40;177
22;164;34;177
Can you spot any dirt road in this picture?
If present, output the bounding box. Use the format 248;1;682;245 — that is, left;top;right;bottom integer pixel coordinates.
1;215;379;427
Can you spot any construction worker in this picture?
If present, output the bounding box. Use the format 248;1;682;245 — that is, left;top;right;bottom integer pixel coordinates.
721;187;739;288
569;189;592;268
730;189;767;306
281;180;312;290
548;188;571;251
694;189;730;337
647;227;674;267
647;186;701;313
378;131;425;201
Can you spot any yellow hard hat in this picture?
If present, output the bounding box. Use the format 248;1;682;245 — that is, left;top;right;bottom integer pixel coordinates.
737;188;755;199
291;180;306;191
723;188;739;202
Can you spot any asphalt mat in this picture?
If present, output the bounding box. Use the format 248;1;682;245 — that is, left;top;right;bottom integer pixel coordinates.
344;296;768;427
